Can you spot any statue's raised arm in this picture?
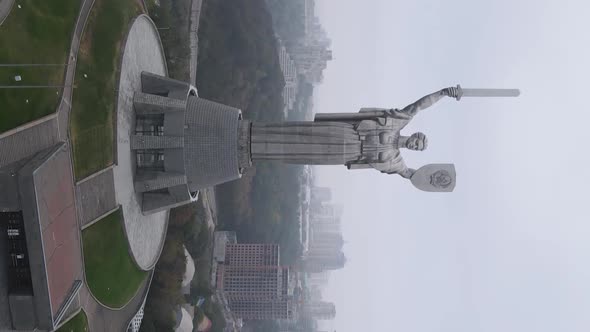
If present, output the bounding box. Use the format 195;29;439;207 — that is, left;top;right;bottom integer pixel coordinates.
390;86;461;118
313;86;460;123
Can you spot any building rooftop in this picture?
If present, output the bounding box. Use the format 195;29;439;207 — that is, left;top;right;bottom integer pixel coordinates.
0;142;82;330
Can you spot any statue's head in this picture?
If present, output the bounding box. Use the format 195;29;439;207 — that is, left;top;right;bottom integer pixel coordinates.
406;132;428;151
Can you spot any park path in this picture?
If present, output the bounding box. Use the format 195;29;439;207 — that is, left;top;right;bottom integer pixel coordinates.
62;5;157;332
80;6;213;327
0;115;59;168
0;0;93;167
1;0;209;330
56;1;153;331
78;272;152;332
75;166;117;228
0;0;153;330
190;0;203;86
56;0;95;141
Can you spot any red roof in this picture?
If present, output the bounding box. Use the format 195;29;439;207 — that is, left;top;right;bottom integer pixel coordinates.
34;147;82;316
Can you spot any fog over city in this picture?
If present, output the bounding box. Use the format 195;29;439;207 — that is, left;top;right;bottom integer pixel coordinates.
314;0;590;331
2;0;590;331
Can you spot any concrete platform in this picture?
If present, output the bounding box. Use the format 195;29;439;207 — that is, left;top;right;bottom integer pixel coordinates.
113;15;169;271
76;167;117;228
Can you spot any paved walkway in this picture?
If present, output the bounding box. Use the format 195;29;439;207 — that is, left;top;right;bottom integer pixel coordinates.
0;0;93;167
75;167;117;227
58;1;158;331
113;15;169;271
189;0;203;86
201;187;217;228
57;0;95;141
0;2;160;331
0;0;14;26
0;116;58;168
79;271;152;332
73;14;169;331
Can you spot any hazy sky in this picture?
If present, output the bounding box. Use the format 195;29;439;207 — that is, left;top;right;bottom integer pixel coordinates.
313;0;590;331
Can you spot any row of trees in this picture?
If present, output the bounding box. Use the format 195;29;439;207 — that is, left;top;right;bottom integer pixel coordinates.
140;203;198;331
265;0;306;48
142;0;308;330
217;162;304;265
147;0;192;81
141;2;224;330
197;0;304;265
197;0;285;121
141;202;226;332
266;0;316;121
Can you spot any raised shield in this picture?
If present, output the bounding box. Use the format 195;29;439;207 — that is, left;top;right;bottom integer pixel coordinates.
410;163;456;192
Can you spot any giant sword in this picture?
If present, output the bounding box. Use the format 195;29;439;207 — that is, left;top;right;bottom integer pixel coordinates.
455;84;520;101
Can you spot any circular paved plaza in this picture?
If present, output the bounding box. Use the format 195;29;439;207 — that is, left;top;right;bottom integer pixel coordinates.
113;15;169;270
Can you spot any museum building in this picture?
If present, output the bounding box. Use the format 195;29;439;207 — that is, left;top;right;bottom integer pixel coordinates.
0;143;83;331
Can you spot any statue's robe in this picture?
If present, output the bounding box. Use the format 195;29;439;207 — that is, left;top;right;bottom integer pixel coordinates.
250;107;414;175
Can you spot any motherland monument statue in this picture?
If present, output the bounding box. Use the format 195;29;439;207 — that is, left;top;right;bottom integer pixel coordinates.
130;72;519;213
249;85;519;192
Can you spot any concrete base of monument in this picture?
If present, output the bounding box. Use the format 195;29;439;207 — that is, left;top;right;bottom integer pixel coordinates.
113;15;169;271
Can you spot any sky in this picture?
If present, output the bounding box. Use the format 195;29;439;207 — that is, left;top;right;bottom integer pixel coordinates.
313;0;590;331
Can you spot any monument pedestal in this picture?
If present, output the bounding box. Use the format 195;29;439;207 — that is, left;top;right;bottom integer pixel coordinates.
130;72;503;214
132;72;250;214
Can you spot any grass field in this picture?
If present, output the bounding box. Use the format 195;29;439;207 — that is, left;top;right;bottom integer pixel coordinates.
56;310;88;332
0;0;80;133
82;209;147;308
70;0;142;179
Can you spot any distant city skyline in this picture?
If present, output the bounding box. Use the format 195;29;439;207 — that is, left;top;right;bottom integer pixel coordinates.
315;0;590;331
275;0;333;119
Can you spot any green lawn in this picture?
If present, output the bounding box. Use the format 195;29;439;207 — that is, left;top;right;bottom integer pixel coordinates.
56;310;88;332
70;0;142;179
0;0;80;133
82;209;147;308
